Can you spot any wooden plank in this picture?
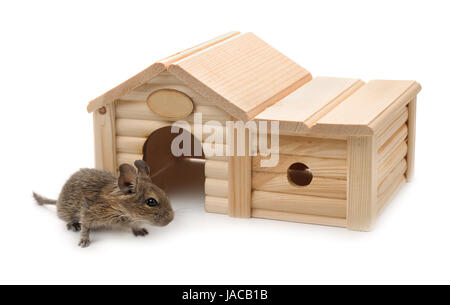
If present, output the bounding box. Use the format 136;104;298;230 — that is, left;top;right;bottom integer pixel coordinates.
87;62;166;113
116;100;229;122
252;190;346;218
376;108;408;148
253;154;347;180
116;136;146;154
228;126;252;218
347;136;377;231
377;124;407;163
256;77;364;133
92;104;117;172
159;31;241;66
377;176;406;215
87;32;240;113
115;118;171;137
378;159;407;196
258;134;347;159
252;209;346;228
205;178;228;198
406;98;417;181
252;172;346;199
313;80;421;136
117;152;143;166
205;196;228;214
169;32;312;121
378;141;408;185
205;160;228;179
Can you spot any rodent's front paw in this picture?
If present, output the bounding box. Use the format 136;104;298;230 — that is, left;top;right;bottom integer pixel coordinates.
132;228;149;237
78;239;91;248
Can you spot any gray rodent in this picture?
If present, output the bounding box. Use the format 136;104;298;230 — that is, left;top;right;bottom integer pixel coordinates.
33;160;174;248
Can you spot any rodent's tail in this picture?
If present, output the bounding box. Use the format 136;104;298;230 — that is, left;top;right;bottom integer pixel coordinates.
33;192;57;205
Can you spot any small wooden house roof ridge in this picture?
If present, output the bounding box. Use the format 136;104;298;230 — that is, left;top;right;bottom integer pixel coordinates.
87;32;312;121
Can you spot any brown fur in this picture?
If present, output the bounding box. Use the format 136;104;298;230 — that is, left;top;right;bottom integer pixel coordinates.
33;160;174;248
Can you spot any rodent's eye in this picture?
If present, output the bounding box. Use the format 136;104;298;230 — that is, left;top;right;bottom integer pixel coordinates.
145;197;159;207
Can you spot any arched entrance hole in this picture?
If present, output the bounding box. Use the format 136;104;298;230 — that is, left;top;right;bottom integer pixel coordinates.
142;126;205;212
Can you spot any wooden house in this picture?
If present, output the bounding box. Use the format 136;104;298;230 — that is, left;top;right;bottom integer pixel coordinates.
87;32;421;231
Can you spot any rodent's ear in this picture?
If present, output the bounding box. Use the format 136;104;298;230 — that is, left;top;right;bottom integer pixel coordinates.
118;163;137;194
134;160;151;177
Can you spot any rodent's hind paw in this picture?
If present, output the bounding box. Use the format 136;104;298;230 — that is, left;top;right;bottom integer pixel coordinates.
132;228;149;237
67;222;81;232
78;239;91;248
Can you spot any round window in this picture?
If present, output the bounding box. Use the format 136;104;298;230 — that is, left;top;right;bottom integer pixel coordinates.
287;163;313;186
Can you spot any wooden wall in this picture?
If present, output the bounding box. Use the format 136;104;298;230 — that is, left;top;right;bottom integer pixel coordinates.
109;72;230;212
375;105;410;214
251;135;348;227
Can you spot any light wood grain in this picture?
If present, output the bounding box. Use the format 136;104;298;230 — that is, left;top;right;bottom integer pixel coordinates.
406;98;417;181
115;119;171;137
253;154;347;180
146;89;194;119
88;32;240;112
377;176;406;215
346;136;377;231
259;134;347;159
117;152;143;167
378;159;407;196
116;136;146;154
168;32;312;121
378;141;407;185
376;107;408;148
256;77;364;133
377;124;408;163
116;100;229;122
252;172;346;199
228;126;252;218
252;209;346;227
252;190;346;218
205;178;228;198
93;104;117;172
312;80;421;136
205;196;228;214
205;160;229;179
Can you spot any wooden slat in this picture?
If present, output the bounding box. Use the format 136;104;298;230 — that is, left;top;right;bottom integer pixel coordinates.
87;32;241;113
116;136;146;154
377;176;406;215
252;190;346;218
202;143;228;161
205;196;228;214
205;160;228;179
93;104;117;172
116;100;229;122
228;126;252;218
347;136;377;231
205;178;228;198
252;209;346;228
377;124;408;163
159;31;241;66
378;159;407;196
117;152;143;166
378;141;408;185
169;32;312;121
376;108;408;148
116;118;171;137
406;98;417;181
252;172;346;199
256;77;364;133
253;154;347;180
313;80;421;136
258;134;347;159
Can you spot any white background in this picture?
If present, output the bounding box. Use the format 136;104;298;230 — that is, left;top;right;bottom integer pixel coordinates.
1;0;449;284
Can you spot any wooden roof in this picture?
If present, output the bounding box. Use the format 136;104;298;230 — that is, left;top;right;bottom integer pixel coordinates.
87;32;312;121
256;78;421;135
